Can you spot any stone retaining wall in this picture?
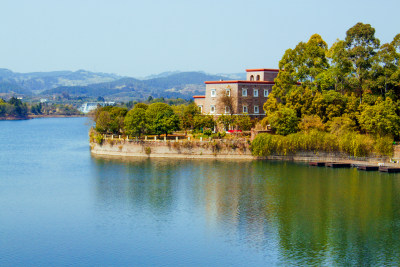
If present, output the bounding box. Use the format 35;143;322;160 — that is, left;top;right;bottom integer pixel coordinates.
90;139;393;165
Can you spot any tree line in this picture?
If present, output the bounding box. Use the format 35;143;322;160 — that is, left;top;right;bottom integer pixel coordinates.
0;97;82;119
263;22;400;139
0;97;29;118
92;102;255;138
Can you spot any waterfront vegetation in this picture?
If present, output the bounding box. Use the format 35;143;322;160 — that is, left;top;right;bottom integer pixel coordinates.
0;97;82;119
91;102;254;139
251;23;400;158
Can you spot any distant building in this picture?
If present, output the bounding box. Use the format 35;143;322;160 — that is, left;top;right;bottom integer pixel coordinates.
78;102;116;113
193;68;279;118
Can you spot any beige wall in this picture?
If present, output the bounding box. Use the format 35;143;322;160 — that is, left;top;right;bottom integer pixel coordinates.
203;82;272;118
246;70;278;82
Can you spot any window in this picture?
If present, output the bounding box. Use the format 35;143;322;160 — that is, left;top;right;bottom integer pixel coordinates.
210;105;215;113
254;89;258;97
254;105;259;114
243;106;248;113
226;89;230;96
211;89;216;97
198;105;203;113
250;75;254;81
225;106;230;114
242;88;247;96
264;89;269;97
256;75;260;81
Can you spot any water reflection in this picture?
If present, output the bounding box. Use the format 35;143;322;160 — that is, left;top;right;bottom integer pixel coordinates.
92;156;400;265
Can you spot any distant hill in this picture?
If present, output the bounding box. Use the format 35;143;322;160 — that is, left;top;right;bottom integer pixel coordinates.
0;68;246;100
41;72;233;100
0;68;122;94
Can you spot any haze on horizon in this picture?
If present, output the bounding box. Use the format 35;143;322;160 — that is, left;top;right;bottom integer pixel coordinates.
1;0;399;77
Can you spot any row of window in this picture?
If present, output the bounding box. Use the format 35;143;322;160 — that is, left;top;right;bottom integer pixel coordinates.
210;88;269;97
207;105;260;114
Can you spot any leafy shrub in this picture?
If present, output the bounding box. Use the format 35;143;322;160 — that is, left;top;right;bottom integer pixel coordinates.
203;129;213;136
95;134;104;145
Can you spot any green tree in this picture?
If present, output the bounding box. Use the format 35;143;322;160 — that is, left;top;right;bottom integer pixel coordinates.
344;22;380;99
266;107;299;135
124;108;147;137
217;114;236;131
95;111;111;134
181;103;200;130
234;114;253;131
193;115;215;132
358;97;400;137
145;103;179;137
134;103;148;110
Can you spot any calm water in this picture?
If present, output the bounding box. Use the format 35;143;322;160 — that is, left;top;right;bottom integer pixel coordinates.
1;118;400;266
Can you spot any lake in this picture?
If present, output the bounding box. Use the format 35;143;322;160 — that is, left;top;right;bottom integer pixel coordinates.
1;118;400;266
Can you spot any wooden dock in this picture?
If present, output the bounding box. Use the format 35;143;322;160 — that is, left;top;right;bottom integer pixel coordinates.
325;162;351;168
379;167;400;173
357;165;379;171
309;162;326;167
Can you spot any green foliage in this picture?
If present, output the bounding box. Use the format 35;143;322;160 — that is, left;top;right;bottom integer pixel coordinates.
95;134;104;145
358;97;400;137
0;97;28;118
266;107;299;135
95;111;111;133
328;116;356;136
217;114;235;130
262;23;400;141
93;106;127;134
193;115;215;131
298;115;325;132
134;103;148;110
173;103;201;130
234;114;253;131
203;129;213;136
124;108;147;137
145;102;180;136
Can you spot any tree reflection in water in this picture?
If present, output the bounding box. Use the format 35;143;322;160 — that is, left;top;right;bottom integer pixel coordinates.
93;156;400;265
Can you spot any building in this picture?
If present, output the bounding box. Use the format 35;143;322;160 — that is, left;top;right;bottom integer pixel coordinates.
78;102;116;113
193;68;279;119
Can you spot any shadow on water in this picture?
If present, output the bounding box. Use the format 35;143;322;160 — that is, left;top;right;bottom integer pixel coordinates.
91;156;400;265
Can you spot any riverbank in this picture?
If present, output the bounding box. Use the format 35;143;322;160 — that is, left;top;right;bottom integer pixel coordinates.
0;114;85;120
90;138;400;166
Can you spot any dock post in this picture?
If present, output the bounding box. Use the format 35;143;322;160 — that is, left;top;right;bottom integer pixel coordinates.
145;136;147;141
164;136;166;142
154;136;157;141
176;136;178;142
200;137;203;142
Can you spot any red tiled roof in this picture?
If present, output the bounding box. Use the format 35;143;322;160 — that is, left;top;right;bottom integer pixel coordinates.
193;95;205;98
246;68;280;72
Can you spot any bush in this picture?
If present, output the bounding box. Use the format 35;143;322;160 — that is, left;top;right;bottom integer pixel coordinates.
95;134;104;145
203;129;213;136
251;130;391;157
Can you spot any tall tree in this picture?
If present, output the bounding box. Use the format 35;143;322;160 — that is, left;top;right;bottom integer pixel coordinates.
344;22;380;99
145;103;179;137
124;108;147;137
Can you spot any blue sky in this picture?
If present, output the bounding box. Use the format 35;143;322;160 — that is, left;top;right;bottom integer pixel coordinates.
1;0;399;77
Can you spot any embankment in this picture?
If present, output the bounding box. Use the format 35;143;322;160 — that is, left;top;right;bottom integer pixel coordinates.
90;138;394;164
